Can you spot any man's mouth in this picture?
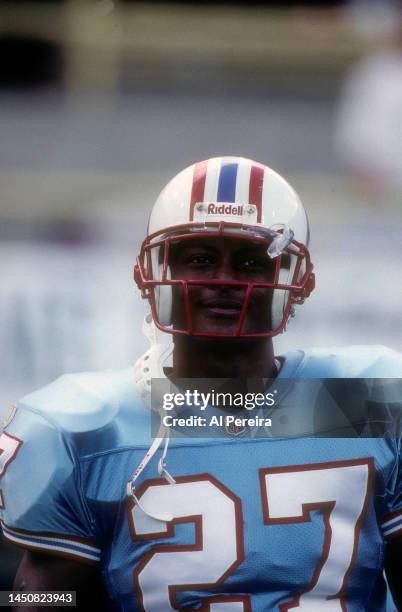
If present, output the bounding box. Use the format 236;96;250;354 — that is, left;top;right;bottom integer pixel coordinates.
199;298;243;319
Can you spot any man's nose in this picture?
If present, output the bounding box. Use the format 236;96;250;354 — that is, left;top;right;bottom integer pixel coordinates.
212;258;236;281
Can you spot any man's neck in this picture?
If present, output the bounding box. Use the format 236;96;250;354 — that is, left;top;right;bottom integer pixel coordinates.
172;336;276;379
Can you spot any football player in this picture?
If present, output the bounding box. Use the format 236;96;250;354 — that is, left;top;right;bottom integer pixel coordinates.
1;156;402;611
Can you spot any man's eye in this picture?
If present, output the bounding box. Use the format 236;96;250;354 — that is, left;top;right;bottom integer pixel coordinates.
184;254;214;266
237;257;265;270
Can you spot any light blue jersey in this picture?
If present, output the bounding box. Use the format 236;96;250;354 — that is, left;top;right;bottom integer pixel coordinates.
1;345;402;611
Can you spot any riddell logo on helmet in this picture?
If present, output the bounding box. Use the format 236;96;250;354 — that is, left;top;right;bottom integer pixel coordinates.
207;203;243;215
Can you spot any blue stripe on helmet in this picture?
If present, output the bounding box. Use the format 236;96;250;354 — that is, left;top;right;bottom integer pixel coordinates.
217;162;238;202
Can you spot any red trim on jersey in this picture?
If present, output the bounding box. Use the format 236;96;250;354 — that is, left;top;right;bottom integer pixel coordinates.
0;520;101;547
0;533;98;565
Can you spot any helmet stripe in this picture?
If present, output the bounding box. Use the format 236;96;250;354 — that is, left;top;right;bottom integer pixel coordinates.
203;157;221;202
235;158;252;204
217;161;238;203
249;163;264;222
189;160;208;220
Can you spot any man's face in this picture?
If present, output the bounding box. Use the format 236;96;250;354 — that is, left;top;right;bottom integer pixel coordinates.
168;236;277;336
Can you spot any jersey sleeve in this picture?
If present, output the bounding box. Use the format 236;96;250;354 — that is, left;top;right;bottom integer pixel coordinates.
0;405;101;563
380;438;402;541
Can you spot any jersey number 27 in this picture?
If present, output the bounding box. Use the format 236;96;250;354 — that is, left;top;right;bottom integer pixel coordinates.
129;458;372;611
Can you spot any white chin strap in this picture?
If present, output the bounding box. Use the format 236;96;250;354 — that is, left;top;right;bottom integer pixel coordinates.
126;422;176;523
130;315;176;522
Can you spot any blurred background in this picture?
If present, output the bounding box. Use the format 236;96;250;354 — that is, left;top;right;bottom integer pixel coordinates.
0;0;401;587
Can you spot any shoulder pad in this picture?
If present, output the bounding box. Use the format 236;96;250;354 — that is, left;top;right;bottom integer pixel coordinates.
295;345;402;378
19;368;139;433
134;343;172;409
16;368;154;455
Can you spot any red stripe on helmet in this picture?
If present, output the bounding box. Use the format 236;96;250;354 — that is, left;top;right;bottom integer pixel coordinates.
189;160;208;221
248;164;265;222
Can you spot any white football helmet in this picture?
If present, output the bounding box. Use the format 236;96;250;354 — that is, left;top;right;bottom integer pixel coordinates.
134;156;315;338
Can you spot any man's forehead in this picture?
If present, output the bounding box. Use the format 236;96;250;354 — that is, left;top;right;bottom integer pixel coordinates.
170;235;266;253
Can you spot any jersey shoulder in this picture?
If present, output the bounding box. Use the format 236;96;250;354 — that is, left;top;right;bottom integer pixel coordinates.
0;368;152;550
282;345;402;378
17;367;151;451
